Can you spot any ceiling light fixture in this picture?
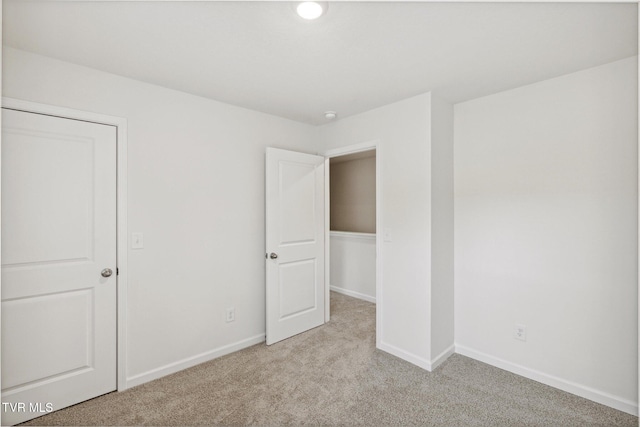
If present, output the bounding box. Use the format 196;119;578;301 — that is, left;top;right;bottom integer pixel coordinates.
324;111;337;120
296;2;327;20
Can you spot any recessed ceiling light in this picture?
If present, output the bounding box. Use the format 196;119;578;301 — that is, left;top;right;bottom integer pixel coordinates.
296;2;327;20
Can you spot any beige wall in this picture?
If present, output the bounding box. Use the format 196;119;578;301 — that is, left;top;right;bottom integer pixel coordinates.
330;155;376;233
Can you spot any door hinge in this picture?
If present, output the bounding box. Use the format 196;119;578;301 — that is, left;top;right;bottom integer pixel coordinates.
116;268;119;276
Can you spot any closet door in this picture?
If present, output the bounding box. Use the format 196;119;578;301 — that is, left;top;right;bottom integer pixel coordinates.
1;108;117;425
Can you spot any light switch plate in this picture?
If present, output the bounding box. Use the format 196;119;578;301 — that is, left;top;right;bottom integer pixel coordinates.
132;232;144;249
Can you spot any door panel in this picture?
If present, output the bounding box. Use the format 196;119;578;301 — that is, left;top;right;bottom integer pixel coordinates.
1;108;117;425
2;129;94;266
279;258;317;318
2;289;94;390
266;148;325;345
279;161;318;243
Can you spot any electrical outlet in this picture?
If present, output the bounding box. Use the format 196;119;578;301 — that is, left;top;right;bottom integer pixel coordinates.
514;324;527;341
226;307;235;323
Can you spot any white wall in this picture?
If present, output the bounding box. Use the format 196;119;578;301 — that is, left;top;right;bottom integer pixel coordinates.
330;231;376;302
430;94;455;362
319;94;432;367
454;57;638;414
319;93;454;370
2;47;318;386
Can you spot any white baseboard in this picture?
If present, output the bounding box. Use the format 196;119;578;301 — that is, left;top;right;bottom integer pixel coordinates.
125;334;265;389
431;344;455;370
330;285;376;303
378;341;433;371
455;344;639;416
378;341;454;372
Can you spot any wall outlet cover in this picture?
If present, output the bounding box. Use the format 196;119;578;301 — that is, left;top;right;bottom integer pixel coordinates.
514;323;527;341
226;307;235;323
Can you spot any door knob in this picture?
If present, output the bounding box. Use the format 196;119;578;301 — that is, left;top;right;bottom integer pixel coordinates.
101;268;113;278
269;253;278;259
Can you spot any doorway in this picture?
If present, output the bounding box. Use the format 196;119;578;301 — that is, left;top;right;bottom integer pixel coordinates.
329;150;376;302
324;141;381;345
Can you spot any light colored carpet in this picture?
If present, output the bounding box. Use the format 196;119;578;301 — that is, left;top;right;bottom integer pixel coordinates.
22;292;637;426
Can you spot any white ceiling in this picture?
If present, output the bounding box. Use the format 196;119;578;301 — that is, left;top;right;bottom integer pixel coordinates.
3;1;637;125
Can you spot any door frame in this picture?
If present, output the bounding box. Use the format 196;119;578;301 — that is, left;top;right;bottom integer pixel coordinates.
1;97;129;392
323;140;382;347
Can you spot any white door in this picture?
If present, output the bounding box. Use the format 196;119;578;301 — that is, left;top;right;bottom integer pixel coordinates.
265;148;325;345
1;108;117;425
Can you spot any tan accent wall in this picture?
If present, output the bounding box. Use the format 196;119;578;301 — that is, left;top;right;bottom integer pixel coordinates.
330;155;376;233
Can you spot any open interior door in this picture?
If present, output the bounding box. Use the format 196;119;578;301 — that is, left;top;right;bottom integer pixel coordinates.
265;148;325;345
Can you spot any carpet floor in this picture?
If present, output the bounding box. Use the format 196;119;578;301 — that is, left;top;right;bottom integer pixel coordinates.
22;292;638;426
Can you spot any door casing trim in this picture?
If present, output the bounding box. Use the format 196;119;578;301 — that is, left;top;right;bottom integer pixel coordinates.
1;97;130;392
